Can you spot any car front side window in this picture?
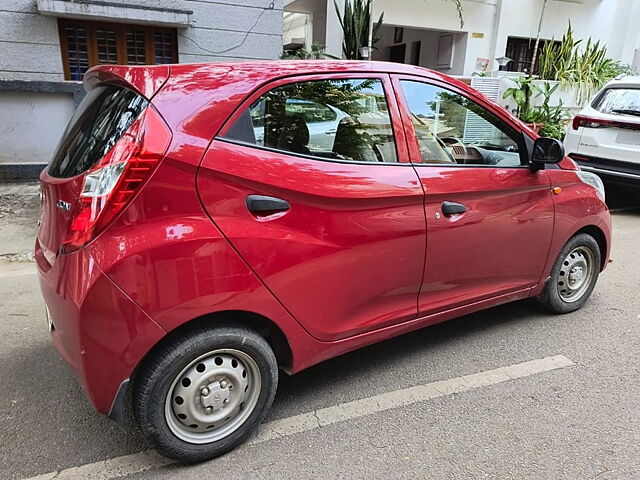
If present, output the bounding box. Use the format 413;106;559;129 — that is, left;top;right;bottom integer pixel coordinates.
400;80;525;167
223;78;399;163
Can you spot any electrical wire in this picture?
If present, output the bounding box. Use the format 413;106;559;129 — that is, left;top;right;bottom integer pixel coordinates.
178;1;275;56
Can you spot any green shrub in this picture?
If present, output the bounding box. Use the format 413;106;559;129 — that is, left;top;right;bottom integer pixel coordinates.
538;23;631;105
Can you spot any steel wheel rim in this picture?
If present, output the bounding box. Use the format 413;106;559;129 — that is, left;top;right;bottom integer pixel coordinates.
557;246;595;303
164;348;262;444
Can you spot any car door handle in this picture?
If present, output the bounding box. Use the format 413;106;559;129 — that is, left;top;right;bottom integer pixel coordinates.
441;201;467;216
246;195;290;214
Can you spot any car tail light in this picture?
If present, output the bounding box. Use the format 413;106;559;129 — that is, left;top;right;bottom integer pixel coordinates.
568;153;591;163
572;115;640;131
61;106;171;252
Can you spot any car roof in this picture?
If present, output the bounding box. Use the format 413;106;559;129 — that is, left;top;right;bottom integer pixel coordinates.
171;60;439;77
87;60;474;102
604;76;640;88
163;59;480;104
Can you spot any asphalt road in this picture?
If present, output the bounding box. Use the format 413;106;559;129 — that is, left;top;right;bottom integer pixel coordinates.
0;183;639;479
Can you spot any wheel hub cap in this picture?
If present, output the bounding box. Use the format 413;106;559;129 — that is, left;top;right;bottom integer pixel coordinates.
164;349;261;444
200;380;230;411
557;246;594;303
568;266;584;285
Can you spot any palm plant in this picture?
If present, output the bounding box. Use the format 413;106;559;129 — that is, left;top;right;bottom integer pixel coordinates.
538;23;631;104
334;0;384;60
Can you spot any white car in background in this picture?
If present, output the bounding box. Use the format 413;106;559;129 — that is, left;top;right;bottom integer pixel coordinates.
564;76;640;185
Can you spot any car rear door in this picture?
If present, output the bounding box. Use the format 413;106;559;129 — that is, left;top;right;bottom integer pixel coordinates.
392;76;555;316
197;73;426;342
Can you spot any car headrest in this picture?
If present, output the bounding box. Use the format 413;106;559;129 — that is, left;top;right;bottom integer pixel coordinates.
277;115;310;154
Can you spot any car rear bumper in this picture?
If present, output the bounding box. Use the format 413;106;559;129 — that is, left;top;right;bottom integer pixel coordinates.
35;237;166;414
569;153;640;185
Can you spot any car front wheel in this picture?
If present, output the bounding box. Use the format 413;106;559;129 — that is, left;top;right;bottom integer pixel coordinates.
133;324;278;462
536;233;602;314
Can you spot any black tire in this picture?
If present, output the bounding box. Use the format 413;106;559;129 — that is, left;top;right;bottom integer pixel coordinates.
536;233;601;314
133;324;278;462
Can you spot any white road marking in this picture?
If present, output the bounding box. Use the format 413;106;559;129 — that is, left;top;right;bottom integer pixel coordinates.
22;354;574;480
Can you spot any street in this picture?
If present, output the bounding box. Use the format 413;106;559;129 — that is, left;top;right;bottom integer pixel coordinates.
0;190;639;479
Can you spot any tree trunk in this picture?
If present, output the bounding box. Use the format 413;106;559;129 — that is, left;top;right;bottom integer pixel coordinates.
530;0;548;76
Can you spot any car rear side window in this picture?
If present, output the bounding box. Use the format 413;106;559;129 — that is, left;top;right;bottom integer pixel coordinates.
592;88;640;116
48;85;148;178
223;78;398;163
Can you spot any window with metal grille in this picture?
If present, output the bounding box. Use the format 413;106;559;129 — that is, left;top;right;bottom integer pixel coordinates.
64;25;90;81
154;32;176;64
504;37;560;74
59;19;178;80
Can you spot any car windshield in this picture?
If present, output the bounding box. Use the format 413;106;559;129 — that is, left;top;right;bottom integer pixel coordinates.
592;87;640;116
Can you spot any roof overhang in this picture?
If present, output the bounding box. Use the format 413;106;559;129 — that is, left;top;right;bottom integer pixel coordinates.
37;0;193;27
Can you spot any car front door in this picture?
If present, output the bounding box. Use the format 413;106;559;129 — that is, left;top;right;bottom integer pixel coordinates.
197;74;426;342
393;76;555;316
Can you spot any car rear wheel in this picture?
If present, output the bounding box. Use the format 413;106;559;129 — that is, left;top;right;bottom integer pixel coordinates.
536;233;601;314
133;325;278;462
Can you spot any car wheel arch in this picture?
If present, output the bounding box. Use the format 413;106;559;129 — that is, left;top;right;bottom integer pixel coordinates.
573;224;608;271
110;310;293;428
147;310;294;375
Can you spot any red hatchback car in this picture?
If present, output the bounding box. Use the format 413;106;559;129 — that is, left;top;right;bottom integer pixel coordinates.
37;61;611;461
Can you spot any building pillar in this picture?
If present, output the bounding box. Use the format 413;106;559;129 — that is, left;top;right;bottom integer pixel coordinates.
488;0;504;72
325;0;344;58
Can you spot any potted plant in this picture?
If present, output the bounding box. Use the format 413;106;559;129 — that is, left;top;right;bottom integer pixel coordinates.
503;78;570;138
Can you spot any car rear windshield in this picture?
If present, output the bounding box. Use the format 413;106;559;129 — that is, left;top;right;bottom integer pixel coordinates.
592;87;640;115
48;85;148;178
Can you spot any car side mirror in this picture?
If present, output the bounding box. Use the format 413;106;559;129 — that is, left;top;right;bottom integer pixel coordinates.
531;137;565;168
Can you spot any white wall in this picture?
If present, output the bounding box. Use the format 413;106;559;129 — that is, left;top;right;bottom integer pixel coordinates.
325;0;344;58
496;0;640;70
177;0;283;63
0;92;75;165
0;3;64;81
327;0;640;74
372;0;497;74
373;25;467;75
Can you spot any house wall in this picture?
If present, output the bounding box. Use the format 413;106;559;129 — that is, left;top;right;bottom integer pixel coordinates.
373;26;467;76
495;0;640;71
0;91;75;165
0;0;284;80
0;0;284;179
372;0;497;74
365;0;640;74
